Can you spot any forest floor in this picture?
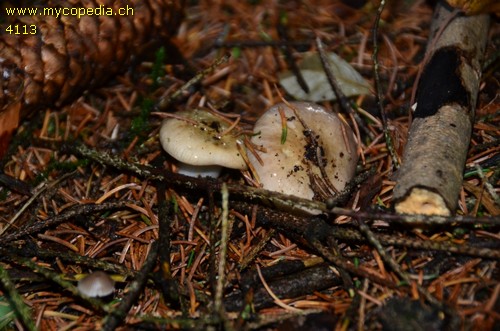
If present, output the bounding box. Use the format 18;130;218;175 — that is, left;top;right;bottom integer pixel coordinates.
0;0;499;330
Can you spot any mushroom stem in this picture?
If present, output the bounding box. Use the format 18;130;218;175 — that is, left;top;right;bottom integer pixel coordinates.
176;162;222;178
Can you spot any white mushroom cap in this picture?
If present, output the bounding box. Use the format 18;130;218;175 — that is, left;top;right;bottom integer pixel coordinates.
77;271;115;298
248;102;358;203
159;109;247;177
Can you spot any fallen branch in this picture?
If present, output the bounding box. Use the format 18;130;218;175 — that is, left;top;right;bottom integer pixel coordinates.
393;3;490;215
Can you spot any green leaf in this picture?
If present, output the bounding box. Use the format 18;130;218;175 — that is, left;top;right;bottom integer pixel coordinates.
0;297;15;330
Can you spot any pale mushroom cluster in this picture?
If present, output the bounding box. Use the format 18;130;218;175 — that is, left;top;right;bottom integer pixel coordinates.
159;102;358;213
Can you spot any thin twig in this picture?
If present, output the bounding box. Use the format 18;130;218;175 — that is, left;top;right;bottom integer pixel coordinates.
232;201;500;260
355;217;441;306
256;264;304;313
102;241;159;330
308;236;398;289
329;206;500;227
15;257;109;312
315;36;374;140
372;0;400;169
155;53;231;111
155;180;181;306
214;183;230;314
65;142;500;229
0;201;130;245
0;171;76;235
278;23;309;93
239;229;275;271
1;245;133;277
213;39;311;49
475;163;500;207
315;36;352;116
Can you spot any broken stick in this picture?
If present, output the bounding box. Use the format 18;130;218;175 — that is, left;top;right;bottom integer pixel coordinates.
393;2;490;216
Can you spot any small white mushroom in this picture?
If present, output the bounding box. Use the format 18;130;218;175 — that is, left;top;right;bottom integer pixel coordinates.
247;102;358;206
77;271;115;298
159;109;247;178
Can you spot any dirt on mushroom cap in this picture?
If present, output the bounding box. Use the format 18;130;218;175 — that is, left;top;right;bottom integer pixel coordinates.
248;102;358;202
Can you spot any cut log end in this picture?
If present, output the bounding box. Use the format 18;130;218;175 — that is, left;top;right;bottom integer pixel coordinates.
394;187;451;216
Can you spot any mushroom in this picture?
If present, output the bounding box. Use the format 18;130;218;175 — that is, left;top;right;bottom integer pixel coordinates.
247;102;358;209
159;108;247;178
77;271;115;298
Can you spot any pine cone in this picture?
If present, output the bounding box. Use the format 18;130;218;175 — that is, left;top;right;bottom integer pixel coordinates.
0;0;184;153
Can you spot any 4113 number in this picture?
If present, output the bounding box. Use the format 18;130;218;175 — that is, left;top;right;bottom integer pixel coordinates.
5;24;37;35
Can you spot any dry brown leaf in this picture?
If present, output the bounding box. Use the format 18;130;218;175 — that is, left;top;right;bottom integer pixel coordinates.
446;0;500;15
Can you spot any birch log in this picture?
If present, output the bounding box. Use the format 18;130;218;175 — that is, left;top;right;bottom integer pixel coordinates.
392;2;490;216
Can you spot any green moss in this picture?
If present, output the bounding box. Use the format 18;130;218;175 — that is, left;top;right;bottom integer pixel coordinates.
33;156;89;185
48;157;89;173
0;189;9;202
150;47;166;90
130;98;154;139
130;47;169;143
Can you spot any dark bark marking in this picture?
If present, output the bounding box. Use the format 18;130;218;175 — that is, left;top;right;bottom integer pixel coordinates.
414;47;469;118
